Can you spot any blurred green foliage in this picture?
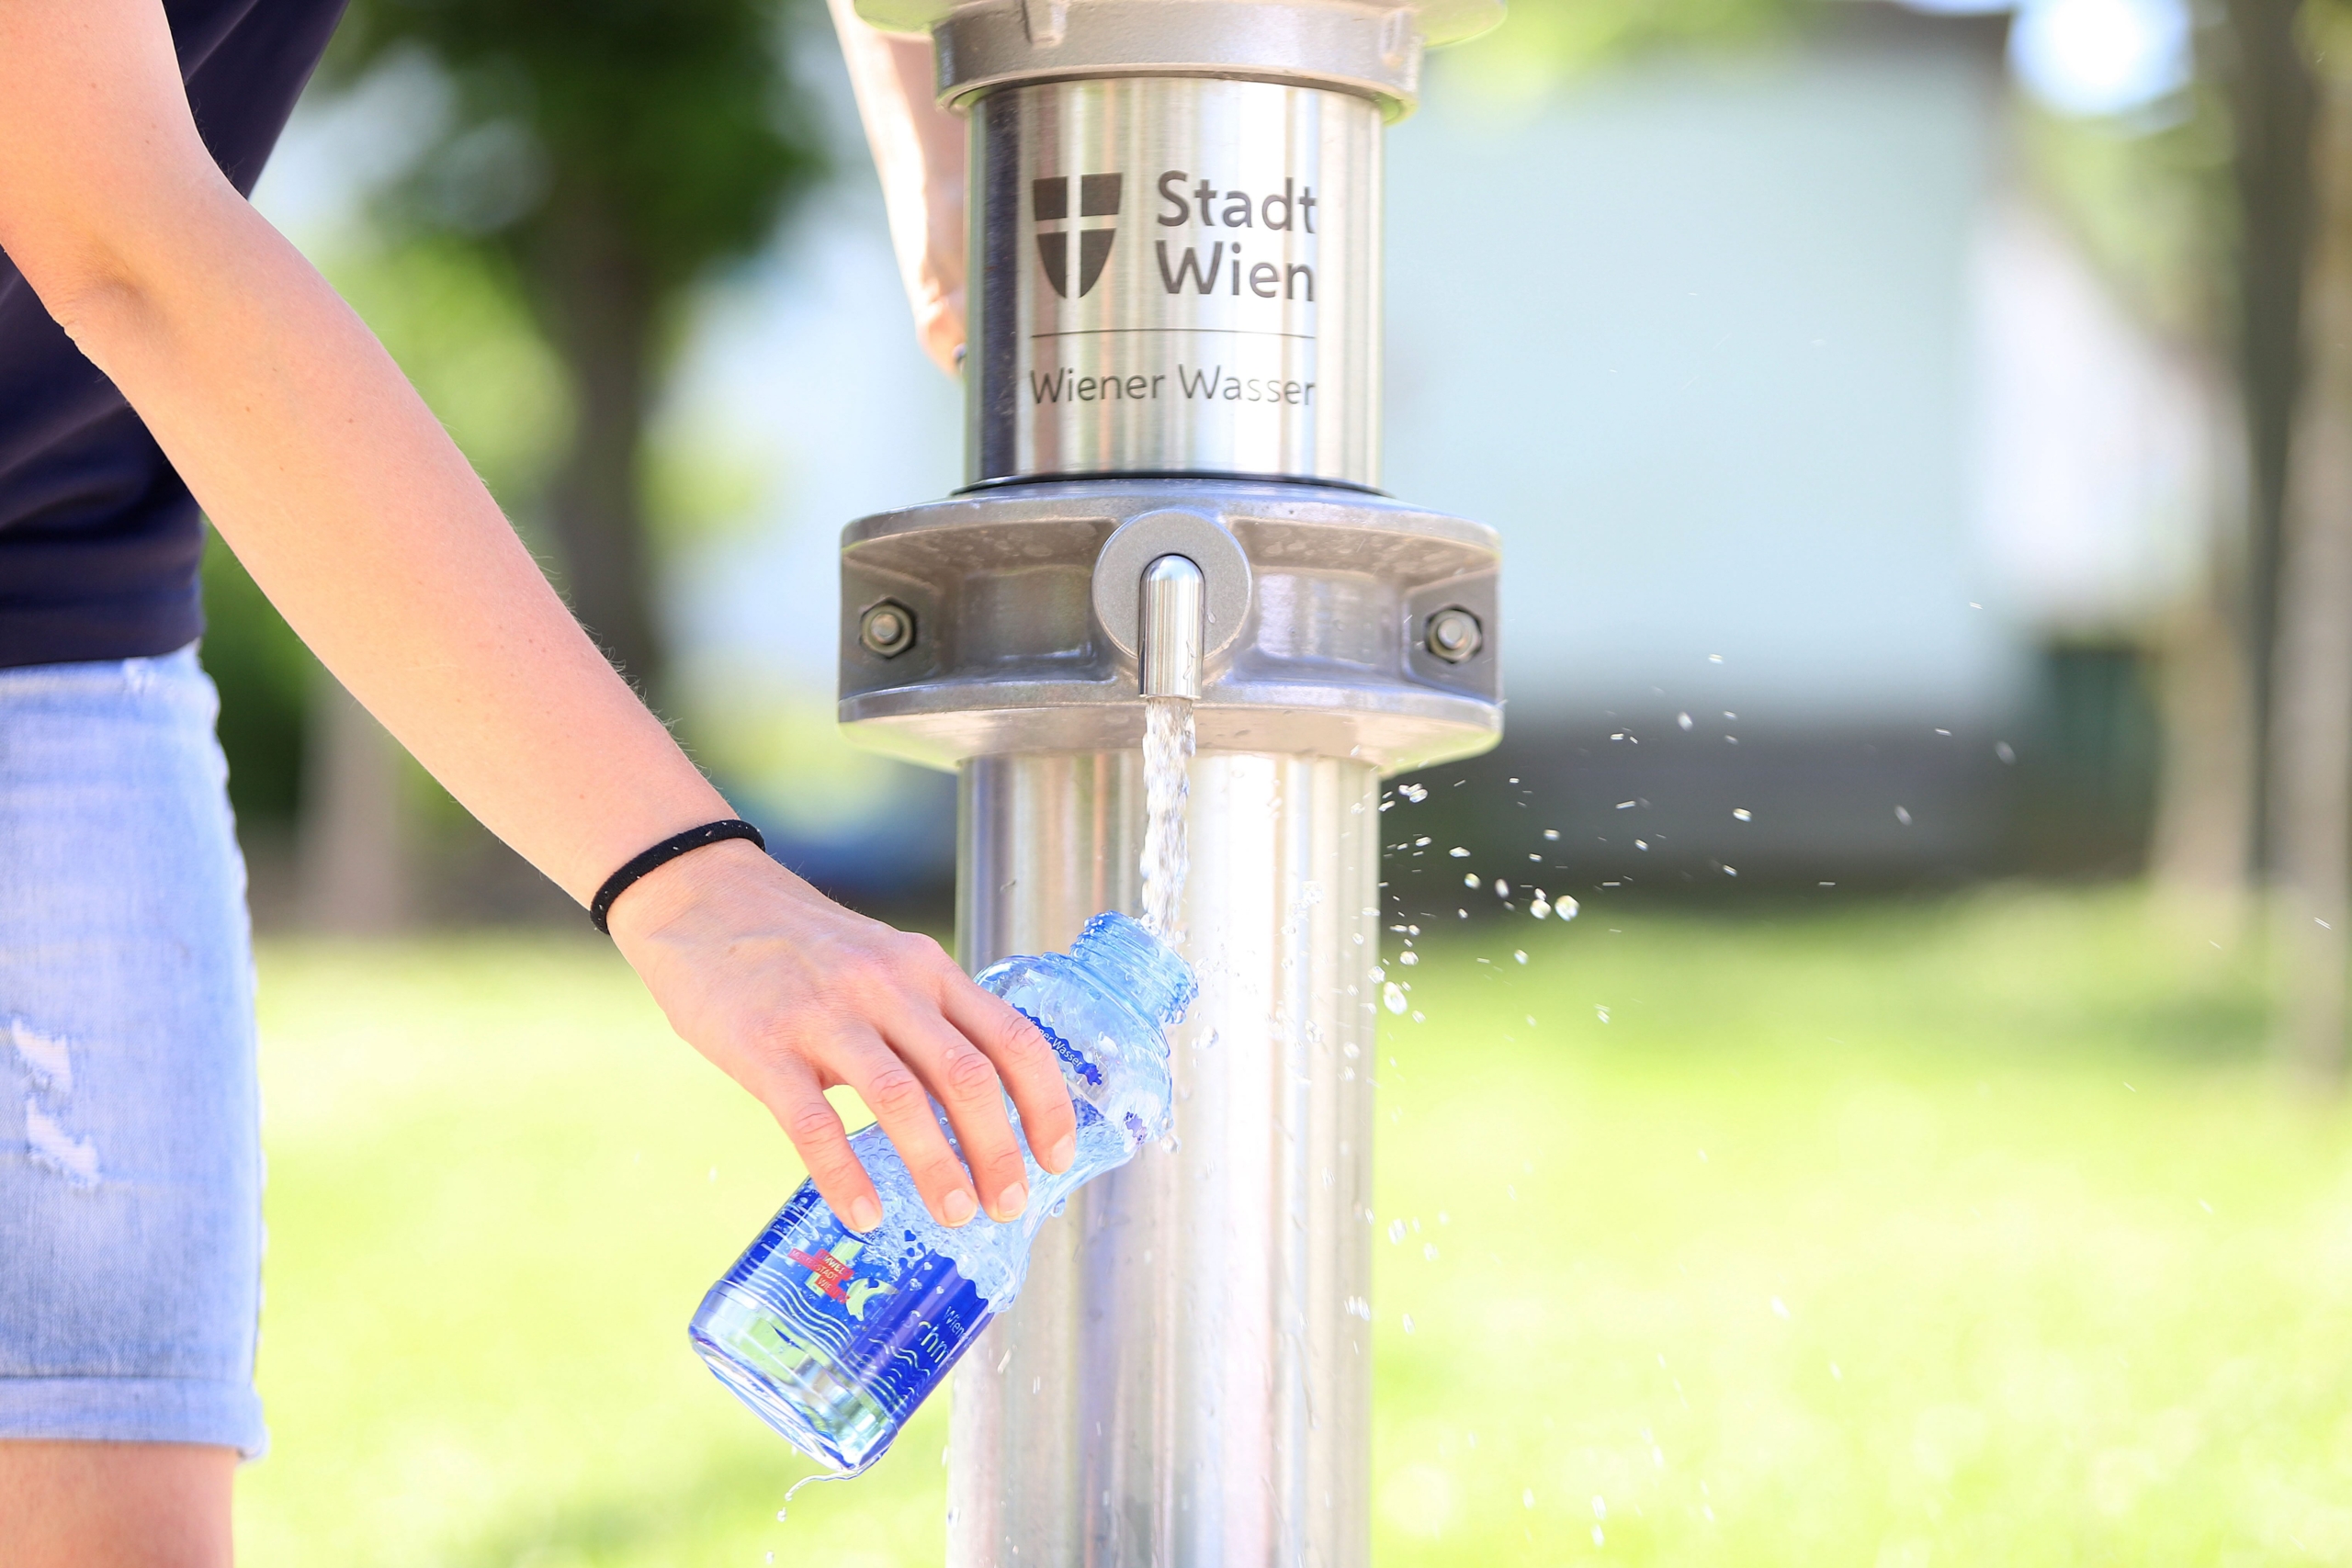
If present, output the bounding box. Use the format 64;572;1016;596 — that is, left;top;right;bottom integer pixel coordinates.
200;531;317;827
2016;84;2232;348
315;0;832;692
237;887;2352;1564
327;0;826;299
1445;0;1810;95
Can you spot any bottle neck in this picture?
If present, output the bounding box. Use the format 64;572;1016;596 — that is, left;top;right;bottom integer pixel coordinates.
1069;912;1195;1027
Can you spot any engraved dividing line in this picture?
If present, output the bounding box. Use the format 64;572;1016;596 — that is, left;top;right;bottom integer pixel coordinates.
1029;326;1318;342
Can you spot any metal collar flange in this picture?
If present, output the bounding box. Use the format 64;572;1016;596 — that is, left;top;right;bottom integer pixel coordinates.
837;478;1502;773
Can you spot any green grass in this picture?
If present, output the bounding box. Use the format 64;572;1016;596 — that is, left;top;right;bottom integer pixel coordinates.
237;886;2352;1566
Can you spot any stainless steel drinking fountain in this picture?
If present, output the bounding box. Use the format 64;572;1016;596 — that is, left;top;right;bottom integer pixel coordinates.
837;0;1505;1559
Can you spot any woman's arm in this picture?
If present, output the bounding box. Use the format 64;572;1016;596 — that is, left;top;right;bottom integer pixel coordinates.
0;0;1071;1231
830;0;968;372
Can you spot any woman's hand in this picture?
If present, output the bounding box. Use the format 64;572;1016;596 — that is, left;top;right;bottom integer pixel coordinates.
605;839;1076;1231
830;0;968;373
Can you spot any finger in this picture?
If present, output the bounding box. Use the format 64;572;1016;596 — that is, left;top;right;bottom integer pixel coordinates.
765;1064;884;1235
886;1005;1033;1223
943;980;1078;1177
831;1027;980;1228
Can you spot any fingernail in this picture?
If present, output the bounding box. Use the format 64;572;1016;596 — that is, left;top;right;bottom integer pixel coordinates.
1046;1134;1076;1173
849;1194;883;1233
942;1188;978;1226
994;1181;1029;1221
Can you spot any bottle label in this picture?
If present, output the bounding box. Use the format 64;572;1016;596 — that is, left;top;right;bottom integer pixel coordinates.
719;1186;993;1424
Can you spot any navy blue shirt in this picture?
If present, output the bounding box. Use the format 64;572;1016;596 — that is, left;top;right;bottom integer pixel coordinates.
0;0;347;670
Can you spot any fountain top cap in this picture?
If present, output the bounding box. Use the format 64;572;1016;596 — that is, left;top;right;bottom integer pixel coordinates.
856;0;1502;43
857;0;1505;114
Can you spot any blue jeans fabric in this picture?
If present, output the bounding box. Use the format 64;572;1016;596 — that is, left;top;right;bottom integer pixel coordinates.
0;647;265;1456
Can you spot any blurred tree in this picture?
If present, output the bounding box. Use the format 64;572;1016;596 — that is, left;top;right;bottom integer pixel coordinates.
2266;3;2352;1079
325;0;828;696
2216;0;2318;885
1446;0;1808;91
2010;101;2247;919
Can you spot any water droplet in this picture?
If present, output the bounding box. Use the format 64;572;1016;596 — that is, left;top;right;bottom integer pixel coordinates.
1615;799;1635;810
1389;1218;1407;1244
1523;1489;1536;1508
1543;828;1560;840
1384;983;1407;1015
1463;872;1479;888
1592;1495;1608;1519
1413;836;1430;848
1400;783;1428;803
1493;878;1510;897
1894;805;1912;826
1678;711;1693;729
1558;897;1579;920
1514;950;1528;964
1448;846;1470;858
1733;807;1751;821
1401;1314;1416;1334
1771;1296;1790;1319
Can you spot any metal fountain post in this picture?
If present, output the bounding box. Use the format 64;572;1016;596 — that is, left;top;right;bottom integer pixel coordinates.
837;0;1504;1559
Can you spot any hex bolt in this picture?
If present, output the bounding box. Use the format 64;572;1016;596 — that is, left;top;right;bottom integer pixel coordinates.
860;600;917;659
1424;606;1483;663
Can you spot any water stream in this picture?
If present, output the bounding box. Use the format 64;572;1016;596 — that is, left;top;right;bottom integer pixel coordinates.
1140;694;1195;938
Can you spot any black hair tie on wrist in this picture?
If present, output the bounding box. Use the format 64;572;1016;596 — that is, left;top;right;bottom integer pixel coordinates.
590;818;766;934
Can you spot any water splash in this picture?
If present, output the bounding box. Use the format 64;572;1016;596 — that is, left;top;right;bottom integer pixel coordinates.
1141;694;1195;938
775;1469;851;1521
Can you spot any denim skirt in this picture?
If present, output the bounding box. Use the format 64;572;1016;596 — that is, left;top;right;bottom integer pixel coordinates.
0;647;266;1455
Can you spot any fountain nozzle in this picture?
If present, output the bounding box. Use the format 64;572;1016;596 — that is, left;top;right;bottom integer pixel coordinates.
1139;555;1205;701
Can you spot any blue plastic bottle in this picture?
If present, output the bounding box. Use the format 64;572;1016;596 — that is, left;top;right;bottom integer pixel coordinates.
688;911;1195;1474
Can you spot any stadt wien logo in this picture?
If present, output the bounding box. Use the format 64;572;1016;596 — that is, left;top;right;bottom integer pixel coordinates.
1033;173;1123;299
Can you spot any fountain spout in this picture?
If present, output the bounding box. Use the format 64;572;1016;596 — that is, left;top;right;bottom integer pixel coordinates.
1139;555;1205;701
